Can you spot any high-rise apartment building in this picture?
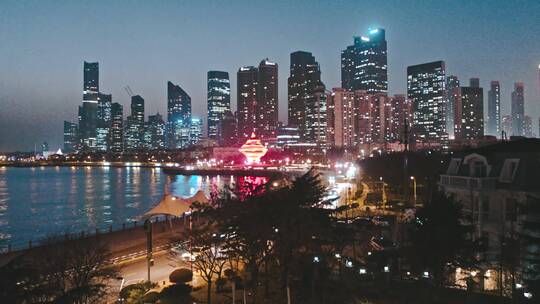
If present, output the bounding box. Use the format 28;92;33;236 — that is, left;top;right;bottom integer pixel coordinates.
446;76;460;139
257;59;279;137
341;28;387;93
368;94;390;143
219;110;237;146
511;82;525;136
207;71;231;139
388;94;411;143
288;51;326;144
524;115;533;138
456;79;484;140
110;103;123;153
487;81;501;137
236;60;279;140
326;88;357;148
237;66;259;139
407;61;447;144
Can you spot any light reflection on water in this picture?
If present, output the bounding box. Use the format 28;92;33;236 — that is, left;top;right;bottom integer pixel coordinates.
0;167;260;251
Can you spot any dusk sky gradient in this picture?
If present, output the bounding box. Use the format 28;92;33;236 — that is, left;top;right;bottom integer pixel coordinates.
1;0;539;152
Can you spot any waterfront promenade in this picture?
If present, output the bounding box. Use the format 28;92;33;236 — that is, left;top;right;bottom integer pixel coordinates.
0;216;187;267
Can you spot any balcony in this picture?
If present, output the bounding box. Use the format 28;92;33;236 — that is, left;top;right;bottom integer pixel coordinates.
440;175;497;190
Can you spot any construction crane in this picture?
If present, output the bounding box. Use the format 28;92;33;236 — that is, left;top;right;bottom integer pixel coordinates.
124;86;134;97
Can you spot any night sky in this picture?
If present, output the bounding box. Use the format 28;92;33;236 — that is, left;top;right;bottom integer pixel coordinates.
1;0;539;152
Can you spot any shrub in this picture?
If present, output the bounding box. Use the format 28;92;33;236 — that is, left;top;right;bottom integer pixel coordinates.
159;284;193;304
169;268;193;284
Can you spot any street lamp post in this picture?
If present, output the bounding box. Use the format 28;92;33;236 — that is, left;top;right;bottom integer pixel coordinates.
379;177;386;209
410;176;417;206
144;219;153;283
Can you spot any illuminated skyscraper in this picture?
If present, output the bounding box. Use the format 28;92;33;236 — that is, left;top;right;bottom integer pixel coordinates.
341;28;387;93
167;81;192;148
167;81;191;124
446;76;460;139
237;66;258;139
96;93;112;151
63;121;78;153
110;103;123;153
236;60;279;140
131;95;145;125
189;117;203;146
368;93;390;143
79;61;100;149
487;81;501;137
288;51;326;144
207;71;230;139
388;94;411;143
457;79;484;140
124;95;145;150
144;113;165;150
407;61;447;144
355;90;372;144
326;88;356;148
257;59;279;137
83;61;99;102
78;102;97;149
511;82;525;136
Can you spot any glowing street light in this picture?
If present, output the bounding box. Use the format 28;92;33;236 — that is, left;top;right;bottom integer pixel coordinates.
410;176;417;205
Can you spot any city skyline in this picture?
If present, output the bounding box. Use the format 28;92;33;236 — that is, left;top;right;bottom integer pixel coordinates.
1;0;540;151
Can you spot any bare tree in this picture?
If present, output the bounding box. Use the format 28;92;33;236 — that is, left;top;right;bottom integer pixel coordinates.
38;236;119;304
177;223;224;304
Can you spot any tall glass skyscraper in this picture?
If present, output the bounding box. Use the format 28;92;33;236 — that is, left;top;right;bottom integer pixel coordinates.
341;28;387;93
487;81;501;137
167;81;192;148
167;81;191;123
83;61;99;103
407;61;447;144
207;71;230;140
131;95;145;124
288;51;326;144
79;61;100;149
